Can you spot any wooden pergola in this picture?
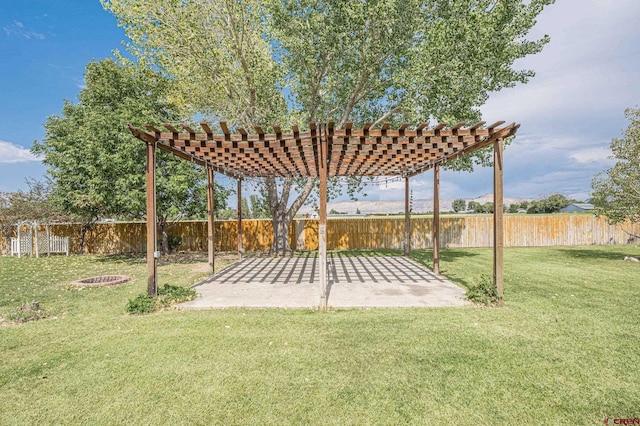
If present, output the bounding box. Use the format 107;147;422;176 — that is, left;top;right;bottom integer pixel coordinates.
130;120;519;307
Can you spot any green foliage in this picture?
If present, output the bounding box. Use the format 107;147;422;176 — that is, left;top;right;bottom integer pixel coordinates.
167;235;182;252
249;193;271;219
158;284;197;306
125;294;157;315
465;274;499;305
592;107;640;224
526;194;572;214
468;200;495;213
216;208;238;220
126;284;196;314
32;59;229;229
0;180;68;247
452;199;467;212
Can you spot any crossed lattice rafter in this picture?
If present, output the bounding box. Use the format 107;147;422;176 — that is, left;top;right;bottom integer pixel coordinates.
129;120;519;179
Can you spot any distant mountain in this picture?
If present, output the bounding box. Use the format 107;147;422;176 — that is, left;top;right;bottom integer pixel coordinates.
298;194;532;216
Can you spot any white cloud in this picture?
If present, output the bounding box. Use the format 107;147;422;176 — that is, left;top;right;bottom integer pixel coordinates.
3;20;46;40
0;141;43;163
569;147;612;165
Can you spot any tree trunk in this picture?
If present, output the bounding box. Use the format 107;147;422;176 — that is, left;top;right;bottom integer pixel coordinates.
266;177;316;256
271;209;292;256
77;220;96;254
78;224;89;255
158;216;169;254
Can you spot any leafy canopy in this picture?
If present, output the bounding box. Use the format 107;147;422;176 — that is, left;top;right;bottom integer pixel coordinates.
592;107;640;224
102;0;553;130
32;59;229;225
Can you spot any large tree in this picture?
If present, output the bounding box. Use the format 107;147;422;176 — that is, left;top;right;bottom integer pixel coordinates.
32;59;230;253
103;0;554;253
592;107;640;224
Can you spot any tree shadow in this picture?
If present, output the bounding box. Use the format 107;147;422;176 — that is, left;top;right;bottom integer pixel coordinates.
95;253;145;265
555;247;638;261
95;251;220;265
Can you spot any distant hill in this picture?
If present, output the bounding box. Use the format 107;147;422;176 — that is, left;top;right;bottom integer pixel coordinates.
298;194;531;216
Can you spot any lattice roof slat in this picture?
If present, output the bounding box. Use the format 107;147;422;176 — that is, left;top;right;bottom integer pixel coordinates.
129;121;518;179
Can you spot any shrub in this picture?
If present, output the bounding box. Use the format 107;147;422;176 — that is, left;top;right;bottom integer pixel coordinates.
126;294;158;315
466;275;500;306
167;235;182;252
158;284;196;306
126;284;196;314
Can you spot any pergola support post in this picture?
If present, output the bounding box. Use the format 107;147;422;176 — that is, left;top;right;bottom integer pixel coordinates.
319;129;328;310
237;178;243;259
493;138;505;305
433;164;440;274
145;141;158;296
207;166;215;274
404;176;411;256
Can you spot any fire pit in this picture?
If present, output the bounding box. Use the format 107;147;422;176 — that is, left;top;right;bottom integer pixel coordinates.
71;275;131;287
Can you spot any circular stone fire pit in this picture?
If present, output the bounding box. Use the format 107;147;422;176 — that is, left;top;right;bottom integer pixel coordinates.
71;275;131;287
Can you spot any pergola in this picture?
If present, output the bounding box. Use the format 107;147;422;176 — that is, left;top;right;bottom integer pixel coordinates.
130;120;519;308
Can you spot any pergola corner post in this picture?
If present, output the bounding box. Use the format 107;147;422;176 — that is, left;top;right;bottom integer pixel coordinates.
207;166;216;274
493;138;505;305
145;141;158;296
318;128;328;310
404;176;411;257
433;164;440;275
237;178;243;259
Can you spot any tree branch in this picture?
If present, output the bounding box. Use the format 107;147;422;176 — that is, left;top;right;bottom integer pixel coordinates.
337;69;369;129
280;177;292;210
371;105;403;128
286;178;315;220
265;176;279;216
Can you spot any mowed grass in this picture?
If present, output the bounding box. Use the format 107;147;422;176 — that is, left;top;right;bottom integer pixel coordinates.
1;246;639;424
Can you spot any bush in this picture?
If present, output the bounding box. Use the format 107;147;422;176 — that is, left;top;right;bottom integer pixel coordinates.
167;235;182;251
158;284;196;306
126;284;196;314
126;294;158;315
466;275;500;306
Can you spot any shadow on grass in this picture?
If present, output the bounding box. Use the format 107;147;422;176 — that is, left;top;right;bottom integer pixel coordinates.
556;247;637;261
95;253;145;265
96;252;217;265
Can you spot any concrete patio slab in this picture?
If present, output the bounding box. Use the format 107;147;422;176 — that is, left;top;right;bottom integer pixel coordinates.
179;254;469;309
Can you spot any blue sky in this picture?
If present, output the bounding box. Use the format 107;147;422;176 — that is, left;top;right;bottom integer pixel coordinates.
2;0;640;203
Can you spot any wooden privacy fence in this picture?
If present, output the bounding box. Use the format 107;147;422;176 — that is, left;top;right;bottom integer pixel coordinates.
1;215;638;255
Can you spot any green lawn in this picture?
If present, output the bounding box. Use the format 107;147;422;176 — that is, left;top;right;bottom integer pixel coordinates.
1;246;639;424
